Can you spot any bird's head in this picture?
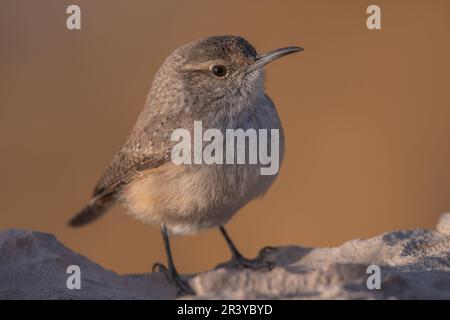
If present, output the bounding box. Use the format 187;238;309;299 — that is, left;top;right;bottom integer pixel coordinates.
149;35;302;116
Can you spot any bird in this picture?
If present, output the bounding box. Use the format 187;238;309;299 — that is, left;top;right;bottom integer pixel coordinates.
69;35;303;295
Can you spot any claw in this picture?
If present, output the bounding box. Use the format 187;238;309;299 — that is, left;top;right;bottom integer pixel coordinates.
152;262;168;273
259;246;277;256
174;276;195;297
218;228;276;271
151;262;195;296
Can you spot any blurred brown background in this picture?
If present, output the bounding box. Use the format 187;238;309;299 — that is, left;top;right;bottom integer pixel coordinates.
1;0;450;274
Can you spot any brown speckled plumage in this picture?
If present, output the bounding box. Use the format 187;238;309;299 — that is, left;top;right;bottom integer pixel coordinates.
70;35;301;236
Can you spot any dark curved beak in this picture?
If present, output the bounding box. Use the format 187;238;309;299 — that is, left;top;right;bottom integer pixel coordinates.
246;46;303;74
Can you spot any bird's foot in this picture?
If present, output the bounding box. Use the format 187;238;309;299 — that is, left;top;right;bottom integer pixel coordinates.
152;262;195;296
215;246;277;270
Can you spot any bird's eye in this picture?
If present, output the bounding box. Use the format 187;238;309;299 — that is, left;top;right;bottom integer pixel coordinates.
211;65;227;77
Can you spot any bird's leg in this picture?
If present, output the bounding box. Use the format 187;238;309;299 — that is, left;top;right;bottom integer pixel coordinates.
152;224;195;296
216;226;275;270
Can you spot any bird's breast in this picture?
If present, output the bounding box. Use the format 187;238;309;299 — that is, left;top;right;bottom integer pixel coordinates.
121;94;285;235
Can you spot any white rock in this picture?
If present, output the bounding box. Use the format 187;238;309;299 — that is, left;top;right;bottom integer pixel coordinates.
0;229;176;299
436;213;450;236
0;227;449;299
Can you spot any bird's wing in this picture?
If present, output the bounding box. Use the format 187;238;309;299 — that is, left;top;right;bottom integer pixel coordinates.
69;138;171;227
92;105;181;197
92;148;170;197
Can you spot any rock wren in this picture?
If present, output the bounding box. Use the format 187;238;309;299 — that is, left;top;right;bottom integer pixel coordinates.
69;35;302;295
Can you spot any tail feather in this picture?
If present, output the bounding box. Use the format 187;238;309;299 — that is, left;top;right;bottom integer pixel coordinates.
69;192;115;227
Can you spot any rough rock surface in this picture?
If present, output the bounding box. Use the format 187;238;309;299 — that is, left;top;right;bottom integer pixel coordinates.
1;214;449;299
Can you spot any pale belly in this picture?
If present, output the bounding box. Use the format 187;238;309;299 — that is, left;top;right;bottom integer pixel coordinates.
120;161;280;235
